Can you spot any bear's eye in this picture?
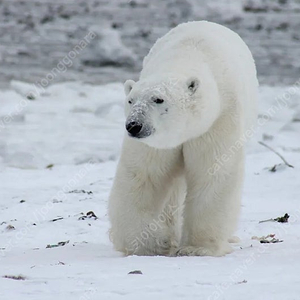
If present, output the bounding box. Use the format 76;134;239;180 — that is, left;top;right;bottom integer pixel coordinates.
128;100;132;104
153;98;164;104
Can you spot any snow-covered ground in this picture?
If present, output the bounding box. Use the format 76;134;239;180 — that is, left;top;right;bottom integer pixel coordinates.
1;81;300;299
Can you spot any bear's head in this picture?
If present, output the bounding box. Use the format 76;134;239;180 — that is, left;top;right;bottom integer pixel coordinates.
124;74;221;149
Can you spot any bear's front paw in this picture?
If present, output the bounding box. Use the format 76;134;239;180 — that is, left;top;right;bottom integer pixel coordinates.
152;235;178;256
123;230;178;256
171;244;232;257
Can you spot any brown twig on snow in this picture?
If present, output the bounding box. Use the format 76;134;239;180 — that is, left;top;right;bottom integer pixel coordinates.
259;213;290;224
258;141;294;168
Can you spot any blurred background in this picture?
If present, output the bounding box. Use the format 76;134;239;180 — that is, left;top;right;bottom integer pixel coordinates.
0;0;299;87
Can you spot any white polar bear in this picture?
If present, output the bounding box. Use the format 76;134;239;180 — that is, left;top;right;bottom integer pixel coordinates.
108;21;258;256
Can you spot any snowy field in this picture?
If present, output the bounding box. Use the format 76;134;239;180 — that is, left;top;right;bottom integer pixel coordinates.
1;81;300;299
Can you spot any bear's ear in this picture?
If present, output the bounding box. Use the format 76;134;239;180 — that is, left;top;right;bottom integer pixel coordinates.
186;77;199;95
124;79;135;96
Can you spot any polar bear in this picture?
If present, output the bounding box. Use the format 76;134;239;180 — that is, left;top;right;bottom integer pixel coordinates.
108;21;258;256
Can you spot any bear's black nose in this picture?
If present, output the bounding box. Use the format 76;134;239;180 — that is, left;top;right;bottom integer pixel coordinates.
126;121;143;136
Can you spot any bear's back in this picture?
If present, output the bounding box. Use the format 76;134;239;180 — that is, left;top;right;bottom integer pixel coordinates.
143;21;253;71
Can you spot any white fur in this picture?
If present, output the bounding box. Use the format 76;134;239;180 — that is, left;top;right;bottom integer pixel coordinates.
108;21;258;256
